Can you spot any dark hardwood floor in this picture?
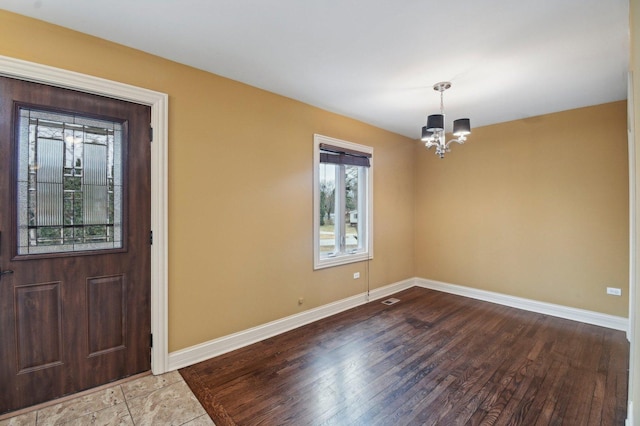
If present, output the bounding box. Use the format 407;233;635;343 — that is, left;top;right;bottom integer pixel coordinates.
180;287;629;425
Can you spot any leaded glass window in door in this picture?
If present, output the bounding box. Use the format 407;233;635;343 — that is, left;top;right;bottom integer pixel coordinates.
16;107;123;255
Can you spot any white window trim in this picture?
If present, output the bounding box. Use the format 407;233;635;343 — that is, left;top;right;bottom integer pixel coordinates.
313;134;373;270
0;55;170;374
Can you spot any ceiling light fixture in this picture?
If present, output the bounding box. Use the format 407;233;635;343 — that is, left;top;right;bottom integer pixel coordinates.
421;82;471;159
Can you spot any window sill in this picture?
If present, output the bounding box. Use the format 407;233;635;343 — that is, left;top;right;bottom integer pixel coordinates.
314;252;372;270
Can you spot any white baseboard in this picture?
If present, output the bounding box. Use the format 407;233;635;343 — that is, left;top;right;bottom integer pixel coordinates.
416;277;629;334
168;276;628;371
168;278;415;371
626;401;633;426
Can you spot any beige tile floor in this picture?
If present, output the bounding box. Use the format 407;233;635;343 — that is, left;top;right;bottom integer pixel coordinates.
0;371;214;426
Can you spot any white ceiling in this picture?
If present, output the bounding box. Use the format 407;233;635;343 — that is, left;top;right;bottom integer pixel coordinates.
1;0;630;138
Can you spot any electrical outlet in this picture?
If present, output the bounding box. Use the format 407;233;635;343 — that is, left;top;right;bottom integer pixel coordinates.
353;272;360;279
298;297;304;305
606;287;622;296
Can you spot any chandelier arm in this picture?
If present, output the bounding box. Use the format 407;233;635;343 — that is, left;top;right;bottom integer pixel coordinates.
424;142;437;149
445;137;466;148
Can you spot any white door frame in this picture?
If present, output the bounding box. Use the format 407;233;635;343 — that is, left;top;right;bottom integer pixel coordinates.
0;55;169;374
628;71;637;425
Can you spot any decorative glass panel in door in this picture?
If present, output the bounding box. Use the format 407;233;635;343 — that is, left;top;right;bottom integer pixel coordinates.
16;107;123;255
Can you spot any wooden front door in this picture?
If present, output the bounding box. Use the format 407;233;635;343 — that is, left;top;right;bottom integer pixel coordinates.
0;76;151;414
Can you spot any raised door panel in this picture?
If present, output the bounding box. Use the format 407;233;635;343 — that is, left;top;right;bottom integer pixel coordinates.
87;275;126;356
15;282;63;372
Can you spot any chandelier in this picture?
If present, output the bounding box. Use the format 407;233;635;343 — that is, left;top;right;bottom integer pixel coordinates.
421;82;471;158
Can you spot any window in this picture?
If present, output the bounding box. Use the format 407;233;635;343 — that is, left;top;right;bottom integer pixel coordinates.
314;134;372;269
16;107;123;255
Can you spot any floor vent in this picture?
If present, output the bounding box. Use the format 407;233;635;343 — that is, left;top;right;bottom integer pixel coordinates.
381;298;400;306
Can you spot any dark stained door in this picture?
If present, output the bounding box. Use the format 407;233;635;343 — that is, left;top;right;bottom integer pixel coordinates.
0;76;151;414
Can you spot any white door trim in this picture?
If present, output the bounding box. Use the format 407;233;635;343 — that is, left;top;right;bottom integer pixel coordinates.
0;55;169;374
627;71;637;425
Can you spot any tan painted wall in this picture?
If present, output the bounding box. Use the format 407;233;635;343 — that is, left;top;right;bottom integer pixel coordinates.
0;10;416;351
415;102;629;316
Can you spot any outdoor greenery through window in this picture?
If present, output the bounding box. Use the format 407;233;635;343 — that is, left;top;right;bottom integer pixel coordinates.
314;134;372;269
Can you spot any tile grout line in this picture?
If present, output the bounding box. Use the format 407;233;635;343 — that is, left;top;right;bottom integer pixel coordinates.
121;383;137;426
